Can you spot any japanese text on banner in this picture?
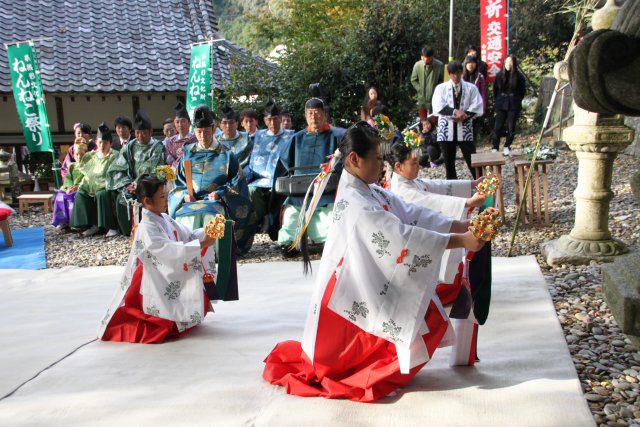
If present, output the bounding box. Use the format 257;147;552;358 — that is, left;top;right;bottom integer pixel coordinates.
480;0;507;82
6;43;53;152
185;43;213;123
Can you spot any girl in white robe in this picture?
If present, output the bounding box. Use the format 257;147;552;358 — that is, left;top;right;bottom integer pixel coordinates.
387;142;485;300
263;123;485;402
98;174;219;343
387;142;489;366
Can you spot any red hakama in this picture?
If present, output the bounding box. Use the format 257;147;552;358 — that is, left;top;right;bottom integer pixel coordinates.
263;266;450;402
101;263;206;344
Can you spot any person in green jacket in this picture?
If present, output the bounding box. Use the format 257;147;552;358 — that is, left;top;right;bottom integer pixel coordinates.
71;123;120;237
410;46;445;119
106;111;165;237
52;138;87;229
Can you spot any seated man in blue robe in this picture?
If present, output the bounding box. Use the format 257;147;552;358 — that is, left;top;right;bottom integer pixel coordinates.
169;104;258;256
275;97;344;255
217;105;253;172
246;99;294;238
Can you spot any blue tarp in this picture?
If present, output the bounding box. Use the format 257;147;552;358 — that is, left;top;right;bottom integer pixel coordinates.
0;227;46;270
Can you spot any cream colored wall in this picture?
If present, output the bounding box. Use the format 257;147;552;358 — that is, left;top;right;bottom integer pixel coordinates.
61;94;131;132
0;94;56;133
62;93;183;132
139;94;184;130
0;92;184;136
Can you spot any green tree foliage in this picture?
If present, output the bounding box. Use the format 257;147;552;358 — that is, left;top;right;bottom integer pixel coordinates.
215;0;286;55
221;0;575;129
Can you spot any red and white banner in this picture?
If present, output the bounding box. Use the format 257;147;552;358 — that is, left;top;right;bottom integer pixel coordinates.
480;0;508;82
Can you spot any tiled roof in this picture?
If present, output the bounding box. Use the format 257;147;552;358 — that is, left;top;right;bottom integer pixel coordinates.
0;0;272;93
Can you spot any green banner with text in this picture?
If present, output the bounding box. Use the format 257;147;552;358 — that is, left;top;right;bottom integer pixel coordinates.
6;43;53;153
185;43;213;123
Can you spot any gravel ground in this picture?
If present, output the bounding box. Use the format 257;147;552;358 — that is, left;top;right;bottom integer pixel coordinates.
8;132;640;425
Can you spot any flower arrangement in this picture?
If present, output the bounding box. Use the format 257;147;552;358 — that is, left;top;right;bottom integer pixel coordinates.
522;144;558;161
468;207;502;241
205;214;226;239
476;172;499;197
372;114;396;141
155;165;177;181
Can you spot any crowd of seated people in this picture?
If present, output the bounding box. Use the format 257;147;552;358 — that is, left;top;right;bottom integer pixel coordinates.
52;89;470;257
51;96;347;256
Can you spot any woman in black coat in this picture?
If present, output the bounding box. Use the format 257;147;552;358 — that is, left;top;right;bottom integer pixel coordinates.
492;55;526;155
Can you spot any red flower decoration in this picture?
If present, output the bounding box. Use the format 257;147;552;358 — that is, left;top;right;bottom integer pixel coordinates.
383;204;389;211
396;248;409;264
183;263;188;272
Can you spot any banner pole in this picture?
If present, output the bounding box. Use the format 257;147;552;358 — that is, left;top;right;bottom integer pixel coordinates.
3;37;52;49
448;0;454;62
506;0;511;54
31;41;60;188
207;38;223;111
190;38;225;47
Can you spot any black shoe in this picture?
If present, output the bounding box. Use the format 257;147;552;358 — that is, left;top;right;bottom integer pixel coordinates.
434;156;445;166
280;246;299;258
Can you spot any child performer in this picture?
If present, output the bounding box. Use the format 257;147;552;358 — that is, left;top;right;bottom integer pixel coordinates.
263;123;485;402
388;141;493;366
98;173;219;343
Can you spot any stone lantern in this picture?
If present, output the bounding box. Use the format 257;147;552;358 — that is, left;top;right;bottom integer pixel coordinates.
541;0;638;265
542;0;640;346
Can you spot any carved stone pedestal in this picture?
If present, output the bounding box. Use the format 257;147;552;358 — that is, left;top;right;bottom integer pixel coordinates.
541;108;634;265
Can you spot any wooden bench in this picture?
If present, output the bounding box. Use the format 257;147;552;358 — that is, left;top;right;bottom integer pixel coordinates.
17;192;54;215
471;152;506;219
513;159;553;227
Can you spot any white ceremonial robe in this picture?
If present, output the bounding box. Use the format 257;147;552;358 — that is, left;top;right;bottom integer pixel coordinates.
389;173;472;283
301;170;454;374
432;80;484;142
98;208;216;337
388;173;481;367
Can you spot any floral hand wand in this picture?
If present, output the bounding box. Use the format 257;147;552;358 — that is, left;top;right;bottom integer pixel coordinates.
202;214;226;285
476;172;499;197
468;207;502;241
204;214;226;239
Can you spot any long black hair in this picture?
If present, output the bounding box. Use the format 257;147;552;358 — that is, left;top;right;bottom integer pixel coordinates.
300;122;381;275
361;86;379;117
135;174;165;204
497;54;522;92
463;55;479;83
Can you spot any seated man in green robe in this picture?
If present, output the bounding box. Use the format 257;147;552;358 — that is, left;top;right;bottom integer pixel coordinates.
70;122;120;237
275;97;344;255
106;110;165;236
217;105;253;171
169;104;258;256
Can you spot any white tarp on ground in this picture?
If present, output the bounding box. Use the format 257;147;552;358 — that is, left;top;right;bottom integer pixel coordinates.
0;256;594;426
